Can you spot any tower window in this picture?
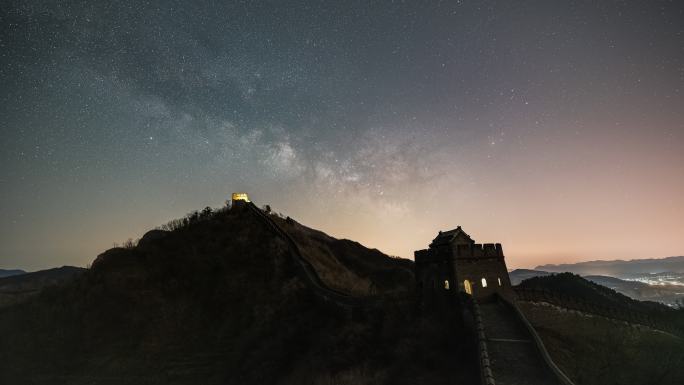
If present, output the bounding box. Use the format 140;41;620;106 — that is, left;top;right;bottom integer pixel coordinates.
498;277;502;286
444;280;450;290
464;280;472;295
481;278;488;288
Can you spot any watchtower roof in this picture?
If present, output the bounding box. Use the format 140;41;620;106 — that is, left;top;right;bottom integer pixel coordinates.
429;226;474;247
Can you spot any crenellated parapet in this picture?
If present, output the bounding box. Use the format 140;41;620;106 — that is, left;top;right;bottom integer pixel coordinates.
415;226;513;302
455;243;504;259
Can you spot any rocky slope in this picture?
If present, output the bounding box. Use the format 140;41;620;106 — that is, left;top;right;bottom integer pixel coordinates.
0;205;476;385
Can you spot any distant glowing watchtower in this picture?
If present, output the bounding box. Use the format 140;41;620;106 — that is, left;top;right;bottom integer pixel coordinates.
230;192;250;208
232;192;250;202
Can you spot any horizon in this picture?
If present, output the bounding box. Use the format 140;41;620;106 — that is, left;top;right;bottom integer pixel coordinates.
1;197;683;272
2;1;683;272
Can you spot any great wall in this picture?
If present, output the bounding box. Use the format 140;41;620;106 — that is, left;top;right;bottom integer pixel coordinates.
234;194;579;385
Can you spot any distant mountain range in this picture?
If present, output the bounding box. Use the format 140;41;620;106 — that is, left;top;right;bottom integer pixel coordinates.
510;266;684;306
535;256;684;277
0;269;26;278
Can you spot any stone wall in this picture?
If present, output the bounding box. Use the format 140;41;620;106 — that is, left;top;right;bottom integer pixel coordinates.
415;238;513;302
453;256;512;300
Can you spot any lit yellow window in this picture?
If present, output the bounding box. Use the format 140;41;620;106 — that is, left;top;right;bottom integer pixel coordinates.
481;278;487;288
444;280;450;290
464;280;472;294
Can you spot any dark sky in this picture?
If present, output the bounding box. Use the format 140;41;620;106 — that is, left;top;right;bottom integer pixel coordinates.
2;0;683;271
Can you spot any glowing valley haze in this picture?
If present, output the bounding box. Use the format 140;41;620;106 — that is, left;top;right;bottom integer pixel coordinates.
1;1;683;271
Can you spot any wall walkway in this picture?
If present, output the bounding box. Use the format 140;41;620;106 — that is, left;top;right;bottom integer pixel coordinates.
247;202;575;384
245;202;366;309
469;294;575;385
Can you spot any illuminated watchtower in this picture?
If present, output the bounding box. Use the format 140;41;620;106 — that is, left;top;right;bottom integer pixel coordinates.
230;192;250;208
414;226;513;303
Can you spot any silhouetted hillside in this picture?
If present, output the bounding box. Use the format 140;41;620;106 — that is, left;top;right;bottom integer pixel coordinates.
511;269;684;306
517;272;669;313
0;269;26;278
0;206;476;385
0;266;85;307
269;214;414;295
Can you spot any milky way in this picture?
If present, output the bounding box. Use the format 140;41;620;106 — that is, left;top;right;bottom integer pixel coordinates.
1;1;683;270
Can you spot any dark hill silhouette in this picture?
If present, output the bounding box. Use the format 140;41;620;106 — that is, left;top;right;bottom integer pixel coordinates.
0;266;85;307
0;269;26;278
517;272;669;313
268;214;414;296
0;205;476;385
510;269;684;306
509;268;553;285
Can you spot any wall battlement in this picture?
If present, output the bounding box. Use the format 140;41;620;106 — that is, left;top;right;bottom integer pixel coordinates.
415;227;512;301
455;243;504;258
416;243;504;261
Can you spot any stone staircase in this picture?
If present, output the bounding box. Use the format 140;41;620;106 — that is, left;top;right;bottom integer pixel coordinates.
478;300;561;385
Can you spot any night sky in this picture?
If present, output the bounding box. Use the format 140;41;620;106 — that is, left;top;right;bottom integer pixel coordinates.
2;1;683;271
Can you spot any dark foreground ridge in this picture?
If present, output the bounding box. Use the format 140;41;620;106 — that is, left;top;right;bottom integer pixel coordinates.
1;199;682;385
0;203;475;385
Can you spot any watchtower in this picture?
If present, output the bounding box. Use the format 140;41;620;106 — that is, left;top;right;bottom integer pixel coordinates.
414;226;513;302
230;192;250;208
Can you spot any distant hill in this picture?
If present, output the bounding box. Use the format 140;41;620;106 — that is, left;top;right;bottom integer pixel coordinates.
0;269;26;278
536;256;684;277
510;269;684;306
0;205;475;385
584;275;684;306
509;268;552;285
517;272;669;313
0;266;85;307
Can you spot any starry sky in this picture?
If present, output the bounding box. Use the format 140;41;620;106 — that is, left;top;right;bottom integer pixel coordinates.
1;1;683;271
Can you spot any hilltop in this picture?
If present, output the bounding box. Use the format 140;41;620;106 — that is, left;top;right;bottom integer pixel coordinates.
517;272;669;313
0;205;476;385
510;268;684;306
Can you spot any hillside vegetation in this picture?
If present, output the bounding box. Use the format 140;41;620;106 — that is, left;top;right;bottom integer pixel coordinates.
269;214;414;296
520;301;684;385
516;273;684;385
0;205;476;385
517;272;671;314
